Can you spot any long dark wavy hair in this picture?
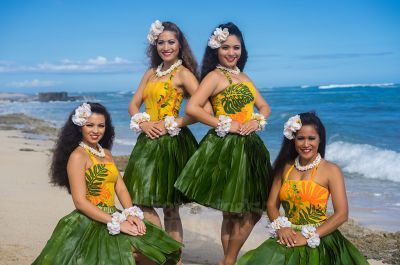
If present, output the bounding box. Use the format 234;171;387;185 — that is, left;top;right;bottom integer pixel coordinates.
200;22;248;80
147;21;198;77
50;102;115;193
273;112;326;178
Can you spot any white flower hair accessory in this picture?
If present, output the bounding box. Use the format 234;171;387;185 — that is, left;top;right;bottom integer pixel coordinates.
71;103;92;126
208;27;229;49
147;20;164;45
283;114;302;140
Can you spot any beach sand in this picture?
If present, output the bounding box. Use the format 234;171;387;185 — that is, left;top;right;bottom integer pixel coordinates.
0;114;396;264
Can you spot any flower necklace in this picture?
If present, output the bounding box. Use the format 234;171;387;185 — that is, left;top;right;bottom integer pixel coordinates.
216;64;240;75
79;141;105;158
155;59;182;77
295;153;321;171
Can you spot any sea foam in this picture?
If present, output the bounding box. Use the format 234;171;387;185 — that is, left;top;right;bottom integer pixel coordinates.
319;83;395;89
326;141;400;183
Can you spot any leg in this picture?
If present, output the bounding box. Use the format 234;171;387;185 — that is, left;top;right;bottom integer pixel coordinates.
220;212;234;264
163;206;183;265
142;206;162;228
224;212;261;265
163;206;183;242
133;249;156;265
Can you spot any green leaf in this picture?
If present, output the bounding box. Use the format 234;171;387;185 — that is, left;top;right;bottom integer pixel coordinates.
221;83;254;114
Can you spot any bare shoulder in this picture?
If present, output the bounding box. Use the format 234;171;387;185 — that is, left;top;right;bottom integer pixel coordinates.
142;68;155;80
239;72;253;82
103;149;114;161
68;147;89;165
320;159;343;178
177;66;196;79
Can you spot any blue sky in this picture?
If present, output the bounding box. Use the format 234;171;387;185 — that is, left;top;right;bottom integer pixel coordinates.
0;0;399;92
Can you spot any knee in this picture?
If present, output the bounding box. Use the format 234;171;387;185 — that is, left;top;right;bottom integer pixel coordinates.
163;207;180;220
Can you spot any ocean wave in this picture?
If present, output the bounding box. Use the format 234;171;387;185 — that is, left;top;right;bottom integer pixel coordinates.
114;138;136;147
318;83;396;89
326;141;400;183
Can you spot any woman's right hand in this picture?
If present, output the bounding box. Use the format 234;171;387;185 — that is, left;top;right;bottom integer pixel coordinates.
120;221;141;236
140;121;163;139
276;227;297;247
229;121;242;134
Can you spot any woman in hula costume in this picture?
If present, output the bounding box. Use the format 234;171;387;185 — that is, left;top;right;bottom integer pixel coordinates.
124;20;209;256
33;102;181;265
174;22;273;265
236;112;368;265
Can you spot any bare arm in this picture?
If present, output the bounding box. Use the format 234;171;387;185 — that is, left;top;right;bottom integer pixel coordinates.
185;71;221;127
174;69;200;127
128;69;153;116
315;163;348;237
254;88;271;118
266;176;282;221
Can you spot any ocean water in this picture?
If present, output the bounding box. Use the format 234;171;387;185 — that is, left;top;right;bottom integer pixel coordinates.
1;83;399;231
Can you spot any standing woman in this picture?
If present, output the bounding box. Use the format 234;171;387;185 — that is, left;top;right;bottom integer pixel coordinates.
124;20;202;247
33;102;181;265
236;112;368;265
175;22;273;265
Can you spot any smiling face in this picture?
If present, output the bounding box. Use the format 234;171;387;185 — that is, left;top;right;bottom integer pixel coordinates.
156;30;180;64
217;35;241;68
81;113;106;147
294;125;321;163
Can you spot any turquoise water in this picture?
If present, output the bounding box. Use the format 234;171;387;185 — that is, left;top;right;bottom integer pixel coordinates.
1;83;399;231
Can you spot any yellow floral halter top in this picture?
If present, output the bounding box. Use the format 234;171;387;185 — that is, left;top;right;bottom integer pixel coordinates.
279;165;329;225
82;148;119;207
211;69;256;123
143;68;183;121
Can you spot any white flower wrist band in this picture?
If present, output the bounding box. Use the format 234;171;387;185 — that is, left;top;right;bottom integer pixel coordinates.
107;212;127;235
215;115;232;137
130;112;150;133
251;113;267;131
268;216;292;238
164;116;181;137
122;206;144;220
301;225;320;248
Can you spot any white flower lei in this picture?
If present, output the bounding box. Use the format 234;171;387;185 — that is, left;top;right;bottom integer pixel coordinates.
71;103;92;126
79;141;105;158
156;59;182;78
301;225;320;248
147;20;164;45
130;112;151;133
122;206;144;220
208;27;229;49
295;153;322;171
107;212;126;235
164;116;181;136
215;115;232;137
251;113;267;131
216;64;240;75
267;216;292;238
283;114;302;140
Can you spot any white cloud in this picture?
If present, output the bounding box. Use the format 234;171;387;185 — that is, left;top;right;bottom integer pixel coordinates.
0;56;135;74
7;79;61;88
87;56;108;65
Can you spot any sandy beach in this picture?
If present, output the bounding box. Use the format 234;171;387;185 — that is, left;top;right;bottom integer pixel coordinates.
0;114;397;265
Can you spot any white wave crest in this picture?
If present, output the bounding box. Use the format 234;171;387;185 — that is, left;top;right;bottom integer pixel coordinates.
319;83;395;89
114;138;136;147
326;141;400;183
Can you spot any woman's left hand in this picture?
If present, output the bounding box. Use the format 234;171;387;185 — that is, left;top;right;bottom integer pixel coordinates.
293;231;307;247
154;120;168;136
239;120;259;135
127;216;146;235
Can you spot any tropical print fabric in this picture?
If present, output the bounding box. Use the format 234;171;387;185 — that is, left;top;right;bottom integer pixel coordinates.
211;76;256;124
280;165;329;225
143;69;183;121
